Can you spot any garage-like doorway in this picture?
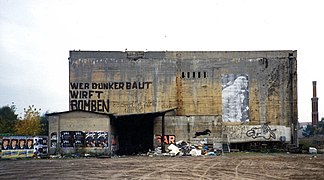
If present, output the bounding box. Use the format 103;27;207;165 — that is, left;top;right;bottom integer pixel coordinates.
113;114;158;155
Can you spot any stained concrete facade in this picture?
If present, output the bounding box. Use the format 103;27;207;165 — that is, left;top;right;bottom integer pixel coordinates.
47;110;115;155
68;51;298;152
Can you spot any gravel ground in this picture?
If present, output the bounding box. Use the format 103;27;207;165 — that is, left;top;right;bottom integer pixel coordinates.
1;153;324;179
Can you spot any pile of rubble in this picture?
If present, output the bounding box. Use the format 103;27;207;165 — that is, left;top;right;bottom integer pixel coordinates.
148;140;218;157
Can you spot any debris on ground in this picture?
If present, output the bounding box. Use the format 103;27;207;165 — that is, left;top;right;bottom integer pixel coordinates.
149;140;219;157
309;147;318;154
168;144;179;156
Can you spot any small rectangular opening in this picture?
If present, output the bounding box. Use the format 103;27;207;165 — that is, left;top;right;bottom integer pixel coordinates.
182;72;185;78
187;72;190;78
198;72;201;78
203;72;207;78
193;72;195;78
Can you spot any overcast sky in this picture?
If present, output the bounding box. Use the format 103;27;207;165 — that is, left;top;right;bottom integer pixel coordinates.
0;0;323;122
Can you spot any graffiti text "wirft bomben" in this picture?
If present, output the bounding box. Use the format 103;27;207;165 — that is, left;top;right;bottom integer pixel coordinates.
70;99;109;112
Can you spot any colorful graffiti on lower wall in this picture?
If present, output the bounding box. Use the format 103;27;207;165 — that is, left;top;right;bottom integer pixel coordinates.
222;125;291;143
246;123;277;140
1;136;48;159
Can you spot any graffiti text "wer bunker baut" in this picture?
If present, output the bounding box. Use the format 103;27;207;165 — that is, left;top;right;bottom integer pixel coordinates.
70;82;152;90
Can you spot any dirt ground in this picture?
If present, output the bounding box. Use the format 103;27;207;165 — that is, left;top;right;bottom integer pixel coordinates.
1;153;324;179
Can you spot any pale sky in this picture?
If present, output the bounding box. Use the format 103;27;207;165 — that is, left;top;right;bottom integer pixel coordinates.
0;0;323;122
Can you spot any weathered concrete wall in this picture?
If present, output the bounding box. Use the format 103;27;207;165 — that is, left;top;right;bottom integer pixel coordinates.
48;111;111;133
154;116;291;146
153;115;222;146
69;51;177;114
48;111;113;154
69;50;298;145
69;50;297;123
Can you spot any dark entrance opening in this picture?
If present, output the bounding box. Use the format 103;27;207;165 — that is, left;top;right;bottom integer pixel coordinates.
113;114;157;155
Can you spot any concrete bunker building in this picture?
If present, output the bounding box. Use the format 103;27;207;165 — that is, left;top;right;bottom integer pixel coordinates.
48;50;298;155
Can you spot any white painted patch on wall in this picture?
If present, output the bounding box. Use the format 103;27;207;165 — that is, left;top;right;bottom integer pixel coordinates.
222;74;249;122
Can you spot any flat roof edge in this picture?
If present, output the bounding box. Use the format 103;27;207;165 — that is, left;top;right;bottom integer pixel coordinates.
46;110;114;116
113;108;177;118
